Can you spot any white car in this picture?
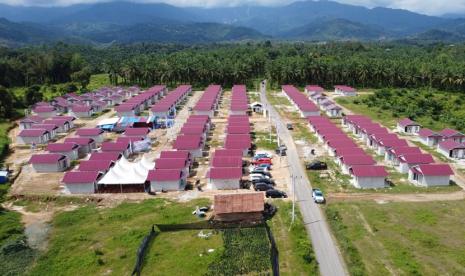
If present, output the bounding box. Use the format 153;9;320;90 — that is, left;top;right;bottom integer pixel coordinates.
249;174;270;181
312;189;325;204
254;151;273;159
248;165;269;173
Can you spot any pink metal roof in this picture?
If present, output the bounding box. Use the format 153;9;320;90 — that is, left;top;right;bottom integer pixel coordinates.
124;127;150;136
398;118;420;127
439;128;464;137
116;136;144;144
305;85;324;92
33;106;55;113
173;135;202;150
379;139;409;148
155;158;188;169
146;169;183;181
208;167;242;179
160;150;190;159
71;105;92;112
398;153;434;164
211;156;243;168
89;152;121;161
19;129;48;137
101;142;129;152
340;155;376;166
29;153;66;164
47;143;79;152
418;128;442;138
334;147;366;157
180;125;206;135
350;165;388;177
334;85;356;92
411;164;453;176
438;140;465;150
64;137;94;145
76;128;104;136
62;171;101;184
78;160;114;171
387;147;422;157
226;126;251;134
20;115;44;124
213;149;243;157
30;124;58;132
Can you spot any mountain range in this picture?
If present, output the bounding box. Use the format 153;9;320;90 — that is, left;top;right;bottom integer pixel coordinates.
0;0;464;46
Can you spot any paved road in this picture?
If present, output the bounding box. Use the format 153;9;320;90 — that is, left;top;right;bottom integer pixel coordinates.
260;88;347;276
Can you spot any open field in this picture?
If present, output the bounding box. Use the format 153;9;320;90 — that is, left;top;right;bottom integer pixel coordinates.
325;200;465;275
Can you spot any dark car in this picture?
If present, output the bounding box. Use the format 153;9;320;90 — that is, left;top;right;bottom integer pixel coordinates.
254;183;275;191
286;123;293;130
252;178;275;185
266;189;288;198
306;161;328;170
250;170;272;178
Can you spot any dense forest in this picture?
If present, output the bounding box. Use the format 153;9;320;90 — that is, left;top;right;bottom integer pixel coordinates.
2;42;465;117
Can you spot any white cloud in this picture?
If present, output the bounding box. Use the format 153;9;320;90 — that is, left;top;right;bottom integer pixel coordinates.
1;0;465;15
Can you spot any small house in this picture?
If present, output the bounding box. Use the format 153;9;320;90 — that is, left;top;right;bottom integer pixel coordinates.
396;153;435;173
437;140;465;159
397;118;421;134
123;127;151;139
19;115;44;130
213;192;264;222
334;85;357;96
155;158;190;176
208;167;242;190
70;105;93;118
75;128;105;144
146;169;185;192
418;128;443;147
17;129;50;145
62;171;102;194
30;124;59;139
64;137;96;155
325;104;343;118
42;119;71;133
350;165;388;189
78;160;114;173
339;154;376;174
173;135;204;158
29;153;69;172
439;128;465;143
32;105;57;118
47;143;80;160
250;102;263;113
101;142;131;158
408;164;453;187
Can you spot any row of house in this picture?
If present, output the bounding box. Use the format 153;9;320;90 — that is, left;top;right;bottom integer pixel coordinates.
343;115;454;186
281;85;320;117
150;85;192;125
17;116;76;144
192;85;223;117
308;116;388;189
115;85;167;117
306;85;343;118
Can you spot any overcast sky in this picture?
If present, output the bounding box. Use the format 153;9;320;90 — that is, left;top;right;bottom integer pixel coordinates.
1;0;464;16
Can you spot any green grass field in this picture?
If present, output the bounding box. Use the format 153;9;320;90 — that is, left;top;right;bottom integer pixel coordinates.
87;74;112;91
254;130;279;150
336;96;397;128
325;201;465;275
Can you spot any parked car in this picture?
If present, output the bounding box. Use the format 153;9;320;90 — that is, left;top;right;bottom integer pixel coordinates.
250;170;272;178
255;151;273;159
252;158;273;165
312;188;325;204
254;183;274;191
249;175;267;182
306;161;328;170
249;173;270;179
249;165;269;173
286;123;293;130
252;178;275;185
257;163;272;170
266;189;288;198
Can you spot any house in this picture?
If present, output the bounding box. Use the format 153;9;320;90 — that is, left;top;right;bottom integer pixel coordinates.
88;152;122;162
173;135;204;158
408;164;454;187
334;85;357;96
78;160;114;173
30;124;59;139
52;116;76;129
115;103;139;117
62;171;102;194
211;156;243;168
75;128;105;144
250;102;263;113
325;104;343;118
339;155;376;174
154;158;190;176
19;115;44;130
375;139;409;156
159;150;192;165
70;105;93;118
47;143;80;160
17;129;50;145
123;127;151;139
305;85;324;95
224;134;252;156
146;169;185;192
42;118;71;133
29;154;69;172
396;153;435;173
397;118;421;134
32;105;57;118
418;128;443;147
350;165;388;189
64;138;96;155
439;128;465;143
208;167;242;190
101;142;131;158
213;192;264;222
437;140;465;159
384;146;422;164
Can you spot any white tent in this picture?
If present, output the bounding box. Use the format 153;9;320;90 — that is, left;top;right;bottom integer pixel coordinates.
98;155;154;185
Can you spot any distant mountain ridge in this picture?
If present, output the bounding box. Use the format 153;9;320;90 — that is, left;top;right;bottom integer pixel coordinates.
0;1;464;45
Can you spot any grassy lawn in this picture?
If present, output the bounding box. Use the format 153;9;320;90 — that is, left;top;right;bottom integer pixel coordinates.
270;201;319;275
87;73;112;91
0;121;12;165
254;130;279;150
325;201;465;275
336;96;397;128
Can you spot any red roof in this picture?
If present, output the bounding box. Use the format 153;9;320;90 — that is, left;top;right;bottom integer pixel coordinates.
418;128;442;138
180;126;206;135
439;128;464;137
388;146;422;157
160;150;190;160
146;169;183;181
64;137;95;145
208;167;242;179
411;164;454;176
211;156;243;168
173;135;202;150
62;171;101;184
33;106;55;113
213;149;243;157
334;147;366;157
29;153;66;164
334;85;356;92
19;129;49;137
350;165;388;177
71;105;92;112
398;118;420;127
47;143;79;152
155;158;188;169
438;140;465;150
101;142;129;152
124;128;150;136
116;136;145;144
78;160;114;171
340;155;376;166
76;128;104;136
30;124;58;132
226;126;250;134
398;153;434;164
89;152;121;161
305;85;324;92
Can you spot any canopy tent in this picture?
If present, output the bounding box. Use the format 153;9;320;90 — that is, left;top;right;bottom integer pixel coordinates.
98;155;154;185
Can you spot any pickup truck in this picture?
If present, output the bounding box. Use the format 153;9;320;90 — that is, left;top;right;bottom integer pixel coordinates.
312;188;325;204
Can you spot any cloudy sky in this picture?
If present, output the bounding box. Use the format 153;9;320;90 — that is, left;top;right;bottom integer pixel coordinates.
1;0;464;16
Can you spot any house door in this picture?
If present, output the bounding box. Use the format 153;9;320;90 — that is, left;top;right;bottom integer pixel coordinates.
413;173;419;181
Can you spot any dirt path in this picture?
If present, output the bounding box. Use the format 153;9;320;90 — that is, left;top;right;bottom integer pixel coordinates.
327;190;465;203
